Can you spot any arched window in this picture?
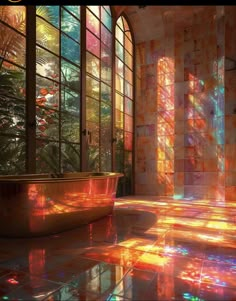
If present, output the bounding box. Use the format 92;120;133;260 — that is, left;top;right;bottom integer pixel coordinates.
115;15;134;195
0;6;134;195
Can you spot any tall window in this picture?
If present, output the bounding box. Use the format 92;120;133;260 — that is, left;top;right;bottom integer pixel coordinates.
0;6;26;174
115;16;134;195
0;6;134;195
36;6;81;173
85;6;112;171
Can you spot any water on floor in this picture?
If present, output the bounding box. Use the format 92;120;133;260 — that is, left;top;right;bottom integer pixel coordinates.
0;196;236;300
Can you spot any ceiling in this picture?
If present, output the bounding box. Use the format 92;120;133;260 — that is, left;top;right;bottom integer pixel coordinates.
112;6;217;44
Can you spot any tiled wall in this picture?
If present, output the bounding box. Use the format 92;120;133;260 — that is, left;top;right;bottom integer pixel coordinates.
135;6;235;200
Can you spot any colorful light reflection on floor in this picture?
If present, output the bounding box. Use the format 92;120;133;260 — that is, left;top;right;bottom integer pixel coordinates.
0;196;236;300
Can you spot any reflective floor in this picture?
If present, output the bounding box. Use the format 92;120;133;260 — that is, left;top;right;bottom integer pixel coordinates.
1;196;236;300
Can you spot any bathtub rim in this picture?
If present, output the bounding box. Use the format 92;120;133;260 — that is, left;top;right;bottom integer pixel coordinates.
0;172;124;183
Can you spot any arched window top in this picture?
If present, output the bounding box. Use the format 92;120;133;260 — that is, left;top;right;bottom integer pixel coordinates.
116;16;131;35
116;15;133;57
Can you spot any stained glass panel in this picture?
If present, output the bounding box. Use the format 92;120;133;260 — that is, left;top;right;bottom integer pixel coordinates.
0;24;25;67
101;83;111;104
116;109;123;129
101;62;111;85
115;74;124;93
36;17;59;55
116;57;124;77
101;43;111;66
101;7;112;31
86;52;100;78
86;97;99;123
87;6;100;18
61;112;80;143
101;24;112;48
61;59;80;92
36;107;59;139
61;34;80;65
101;102;111;125
36;6;59;28
125;97;133;116
125;114;133;132
64;6;80;19
125;50;132;69
86;30;100;58
86;75;100;100
125;66;133;84
116;93;123;112
125;35;133;55
116;25;123;44
36;75;59;109
61;86;80;113
116;40;124;61
61;8;80;42
124;81;133;98
0;6;26;34
36;47;59;80
86;9;100;37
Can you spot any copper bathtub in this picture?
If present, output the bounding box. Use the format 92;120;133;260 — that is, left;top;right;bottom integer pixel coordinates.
0;172;123;237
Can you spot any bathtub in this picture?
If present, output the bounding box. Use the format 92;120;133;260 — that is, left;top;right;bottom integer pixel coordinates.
0;172;123;237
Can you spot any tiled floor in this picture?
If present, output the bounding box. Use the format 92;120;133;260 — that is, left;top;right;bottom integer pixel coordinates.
1;196;236;300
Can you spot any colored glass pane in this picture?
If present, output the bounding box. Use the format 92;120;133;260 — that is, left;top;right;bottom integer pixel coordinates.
36;75;59;109
101;83;111;104
101;7;112;31
101;43;111;66
0;24;26;67
0;6;26;34
86;97;99;123
115;109;123;129
101;24;112;48
64;6;80;19
61;9;80;42
101;61;111;85
36;6;59;28
125;114;133;132
116;93;123;112
86;30;100;58
115;74;124;93
86;75;100;100
61;34;80;65
36;17;59;55
125;66;133;84
86;9;100;38
115;25;123;44
36;47;59;80
61;59;80;92
61;86;80;113
125;35;133;55
124;81;133;98
125;97;133;116
116;40;124;61
86;52;100;78
87;6;100;18
116;57;124;77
